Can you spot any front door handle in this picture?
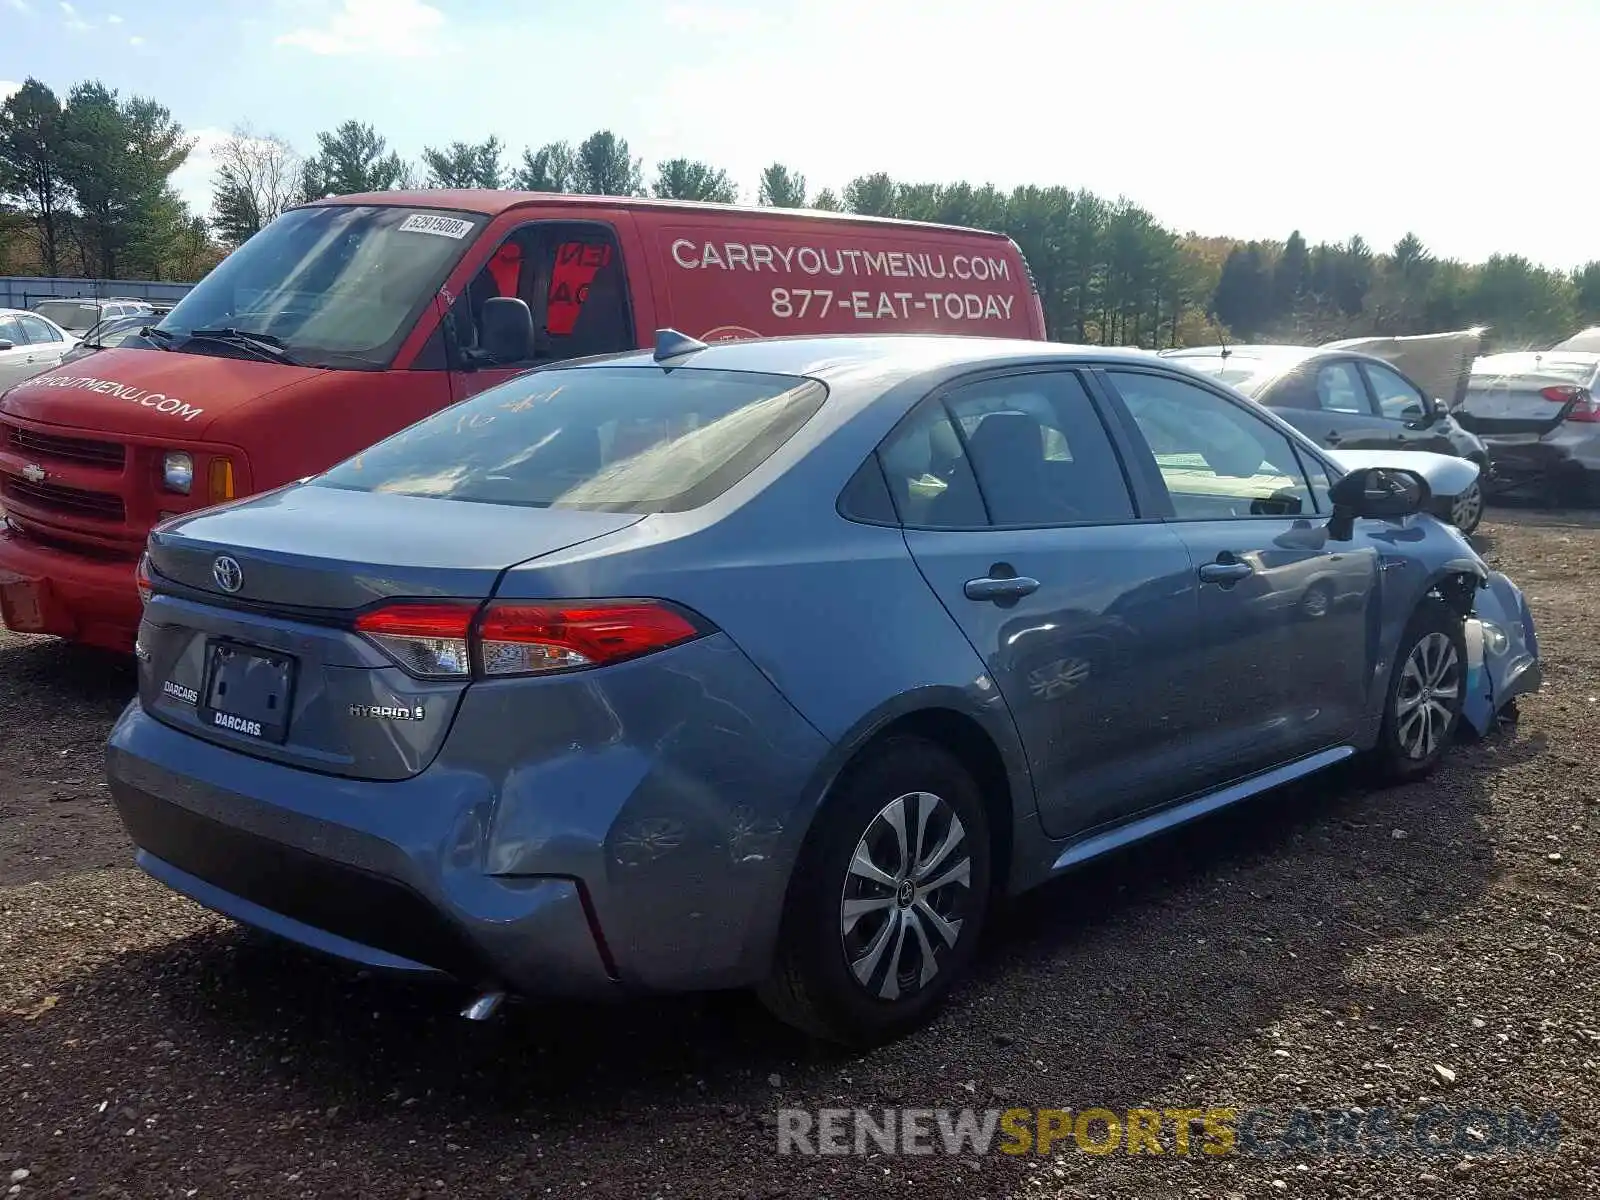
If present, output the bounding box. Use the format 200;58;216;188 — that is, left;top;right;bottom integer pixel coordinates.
964;575;1041;602
1197;560;1254;585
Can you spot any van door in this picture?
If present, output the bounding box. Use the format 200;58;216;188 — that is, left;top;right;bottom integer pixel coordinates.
432;218;642;403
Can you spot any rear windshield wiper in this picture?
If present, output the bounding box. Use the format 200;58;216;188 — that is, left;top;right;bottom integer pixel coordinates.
185;327;302;366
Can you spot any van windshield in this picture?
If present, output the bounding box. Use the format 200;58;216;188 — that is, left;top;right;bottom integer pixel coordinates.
155;205;486;370
314;365;827;513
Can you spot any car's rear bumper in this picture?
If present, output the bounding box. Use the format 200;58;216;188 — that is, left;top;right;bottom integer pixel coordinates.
0;523;141;650
104;634;832;997
114;776;612;989
1478;426;1600;490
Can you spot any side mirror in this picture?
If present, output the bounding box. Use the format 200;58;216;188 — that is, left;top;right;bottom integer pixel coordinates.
1330;465;1431;519
0;339;12;352
476;296;534;365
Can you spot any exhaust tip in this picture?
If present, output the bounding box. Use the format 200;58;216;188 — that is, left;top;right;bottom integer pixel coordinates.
460;991;507;1022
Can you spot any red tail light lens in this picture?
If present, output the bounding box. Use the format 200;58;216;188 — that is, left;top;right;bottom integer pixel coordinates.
1537;385;1600;422
135;553;152;606
478;601;703;676
353;599;707;679
354;602;475;678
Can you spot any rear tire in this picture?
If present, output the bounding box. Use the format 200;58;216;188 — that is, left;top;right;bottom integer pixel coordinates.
758;737;991;1047
1370;599;1466;783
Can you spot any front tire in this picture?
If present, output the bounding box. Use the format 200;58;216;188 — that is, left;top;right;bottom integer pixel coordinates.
1449;478;1484;535
758;737;991;1047
1371;599;1466;782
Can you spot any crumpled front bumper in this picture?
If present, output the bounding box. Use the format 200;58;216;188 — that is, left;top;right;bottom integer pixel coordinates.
1460;571;1542;736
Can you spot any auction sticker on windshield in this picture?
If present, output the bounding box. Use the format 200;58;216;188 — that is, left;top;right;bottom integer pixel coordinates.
398;213;475;239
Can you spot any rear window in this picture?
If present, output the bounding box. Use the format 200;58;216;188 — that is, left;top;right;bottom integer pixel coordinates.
315;366;826;513
33;300;101;331
1170;354;1273;394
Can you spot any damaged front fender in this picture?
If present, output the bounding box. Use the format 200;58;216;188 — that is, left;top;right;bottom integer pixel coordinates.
1460;571;1543;736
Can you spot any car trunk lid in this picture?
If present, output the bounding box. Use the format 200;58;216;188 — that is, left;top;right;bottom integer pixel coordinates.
139;485;643;781
1456;355;1598;437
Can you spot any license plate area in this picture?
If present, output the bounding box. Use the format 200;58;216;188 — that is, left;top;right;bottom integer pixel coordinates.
198;639;297;744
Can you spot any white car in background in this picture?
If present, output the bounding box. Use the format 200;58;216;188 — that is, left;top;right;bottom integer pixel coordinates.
0;308;78;390
1455;349;1600;505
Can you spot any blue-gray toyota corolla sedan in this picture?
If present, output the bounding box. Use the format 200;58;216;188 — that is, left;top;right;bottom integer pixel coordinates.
105;333;1540;1046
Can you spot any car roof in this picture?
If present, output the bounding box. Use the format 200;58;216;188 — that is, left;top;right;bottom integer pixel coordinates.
1167;344;1321;364
300;190;1020;240
556;333;1174;385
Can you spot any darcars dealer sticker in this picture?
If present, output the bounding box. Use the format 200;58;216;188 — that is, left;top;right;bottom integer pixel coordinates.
398;213;474;239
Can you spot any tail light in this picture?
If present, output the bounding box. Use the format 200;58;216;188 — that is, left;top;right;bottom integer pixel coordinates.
1552;386;1600;423
134;553;152;606
1541;384;1600;422
353;599;707;679
353;602;474;679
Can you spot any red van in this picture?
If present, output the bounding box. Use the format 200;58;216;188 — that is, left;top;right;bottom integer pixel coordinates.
0;192;1046;650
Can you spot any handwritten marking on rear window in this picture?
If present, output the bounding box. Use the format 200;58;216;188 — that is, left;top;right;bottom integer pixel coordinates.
398;214;475;239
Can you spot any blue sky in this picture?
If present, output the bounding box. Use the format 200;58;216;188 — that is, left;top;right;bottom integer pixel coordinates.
3;0;1596;268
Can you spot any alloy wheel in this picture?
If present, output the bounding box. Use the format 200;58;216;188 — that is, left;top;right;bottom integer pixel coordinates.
1451;481;1483;531
839;790;972;1001
1395;631;1461;759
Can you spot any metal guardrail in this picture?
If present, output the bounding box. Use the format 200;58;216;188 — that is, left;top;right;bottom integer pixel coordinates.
0;276;195;310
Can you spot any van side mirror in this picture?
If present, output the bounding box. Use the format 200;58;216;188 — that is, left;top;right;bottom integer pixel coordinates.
475;296;534;365
1327;466;1431;539
0;339;12;351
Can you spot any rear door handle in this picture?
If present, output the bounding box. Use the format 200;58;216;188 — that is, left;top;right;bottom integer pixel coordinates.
1198;560;1254;585
964;575;1041;602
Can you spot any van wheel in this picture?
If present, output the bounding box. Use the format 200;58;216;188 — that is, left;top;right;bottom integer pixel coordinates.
1370;599;1466;783
758;738;991;1048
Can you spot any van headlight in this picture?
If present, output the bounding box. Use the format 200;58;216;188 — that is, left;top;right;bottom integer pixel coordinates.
162;451;194;494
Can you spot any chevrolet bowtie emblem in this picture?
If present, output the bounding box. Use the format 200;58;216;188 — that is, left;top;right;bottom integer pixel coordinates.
20;463;46;484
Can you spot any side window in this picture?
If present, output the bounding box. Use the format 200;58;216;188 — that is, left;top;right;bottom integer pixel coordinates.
1293;445;1334;514
1314;361;1370;414
1262;368;1319;410
837;457;897;524
0;316;25;347
435;221;634;370
1106;370;1314;520
877;397;988;529
943;371;1135;525
17;316;62;344
1364;362;1428;421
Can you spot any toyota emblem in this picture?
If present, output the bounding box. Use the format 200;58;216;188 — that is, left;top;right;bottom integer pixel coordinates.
212;555;243;593
20;463;46;484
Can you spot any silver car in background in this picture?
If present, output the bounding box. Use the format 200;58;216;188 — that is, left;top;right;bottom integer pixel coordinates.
0;308;77;390
1455;351;1600;505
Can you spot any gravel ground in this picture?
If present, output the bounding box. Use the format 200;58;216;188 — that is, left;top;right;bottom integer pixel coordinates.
1;506;1598;1199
